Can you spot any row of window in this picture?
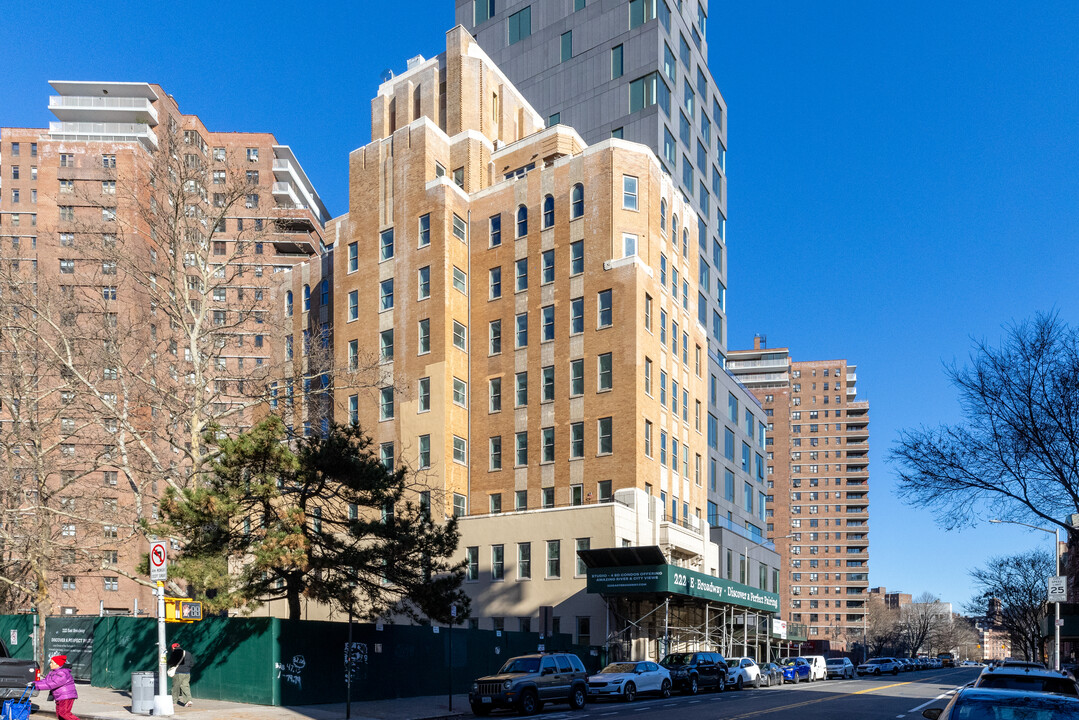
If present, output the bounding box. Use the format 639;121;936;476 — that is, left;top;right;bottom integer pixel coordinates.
465;537;591;581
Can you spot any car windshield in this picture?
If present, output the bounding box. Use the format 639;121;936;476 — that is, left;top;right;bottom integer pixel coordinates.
827;659;844;666
866;659;885;664
727;659;740;668
953;694;1079;719
977;676;1079;697
660;654;695;666
781;658;799;666
600;663;639;674
499;658;540;674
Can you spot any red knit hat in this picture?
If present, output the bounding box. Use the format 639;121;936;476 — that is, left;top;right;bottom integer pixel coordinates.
51;655;67;666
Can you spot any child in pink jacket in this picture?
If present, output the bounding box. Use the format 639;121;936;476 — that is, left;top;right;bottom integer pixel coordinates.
35;654;79;720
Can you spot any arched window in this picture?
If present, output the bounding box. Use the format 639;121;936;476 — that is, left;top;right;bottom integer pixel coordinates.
516;205;528;238
682;228;689;258
286;290;293;316
320;278;329;304
303;284;311;311
660;199;667;233
671;214;679;250
542;194;555;229
571;184;584;219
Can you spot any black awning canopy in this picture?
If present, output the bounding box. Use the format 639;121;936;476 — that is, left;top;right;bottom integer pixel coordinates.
577;545;667;569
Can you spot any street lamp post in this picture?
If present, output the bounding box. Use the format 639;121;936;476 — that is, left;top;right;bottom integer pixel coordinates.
989;519;1062;670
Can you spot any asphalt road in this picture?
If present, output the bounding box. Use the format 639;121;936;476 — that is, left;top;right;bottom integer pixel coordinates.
497;668;979;720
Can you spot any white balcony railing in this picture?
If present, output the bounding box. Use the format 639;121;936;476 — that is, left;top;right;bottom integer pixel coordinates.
49;95;158;124
49;121;157;149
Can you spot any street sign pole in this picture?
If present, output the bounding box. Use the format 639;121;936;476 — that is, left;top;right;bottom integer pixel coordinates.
448;604;456;712
149;541;173;716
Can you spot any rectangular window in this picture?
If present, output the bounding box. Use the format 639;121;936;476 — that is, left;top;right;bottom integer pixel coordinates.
560;31;572;62
474;0;495;25
418;266;431;299
489;214;501;246
452;213;467;241
417;213;431;246
491;545;505;580
379;387;394;420
381;327;396;360
418;434;431;468
515;371;528;407
611;44;624;79
466;547;479;580
515;258;528;291
489;436;503;470
541;365;555;402
622;175;638;210
570;240;584;275
598;353;612;391
453;266;467;293
541;427;555;463
598;417;613;455
348;290;359;321
546;539;561;578
541;304;555;341
623;233;637;257
453;320;467;350
489;266;502;298
541;249;555;284
453;436;467;464
576;538;591;575
629;0;656;29
515;431;528;466
597;289;612;328
570;359;584;396
515;312;528;347
453;377;467;407
418;377;431;412
489;319;502;355
489;377;502;413
379;279;394;310
508;6;532;45
570;422;584;459
518;543;531;579
379;228;394;260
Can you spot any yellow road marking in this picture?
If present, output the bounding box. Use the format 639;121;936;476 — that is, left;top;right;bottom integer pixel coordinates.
720;680;916;719
853;680;913;694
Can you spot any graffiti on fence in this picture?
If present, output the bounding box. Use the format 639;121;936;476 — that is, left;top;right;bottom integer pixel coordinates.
275;654;306;689
344;642;368;682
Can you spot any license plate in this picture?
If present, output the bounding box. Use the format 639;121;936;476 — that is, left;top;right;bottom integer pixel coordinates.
481;697;492;704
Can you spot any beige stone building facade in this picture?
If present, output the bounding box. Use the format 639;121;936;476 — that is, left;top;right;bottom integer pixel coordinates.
728;338;870;651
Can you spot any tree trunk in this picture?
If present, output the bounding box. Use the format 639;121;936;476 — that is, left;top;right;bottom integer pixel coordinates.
286;585;301;621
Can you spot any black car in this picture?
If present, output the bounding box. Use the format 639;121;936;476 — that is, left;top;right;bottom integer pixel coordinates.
470;653;589;716
659;652;727;694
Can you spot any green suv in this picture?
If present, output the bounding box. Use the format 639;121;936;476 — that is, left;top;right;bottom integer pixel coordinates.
470;653;589;715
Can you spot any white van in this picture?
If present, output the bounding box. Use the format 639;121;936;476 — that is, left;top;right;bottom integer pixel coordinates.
803;655;828;681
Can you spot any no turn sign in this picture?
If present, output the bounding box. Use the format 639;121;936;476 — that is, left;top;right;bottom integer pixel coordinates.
150;541;168;581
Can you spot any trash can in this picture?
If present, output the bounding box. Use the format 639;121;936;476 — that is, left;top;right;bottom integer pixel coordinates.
131;671;157;715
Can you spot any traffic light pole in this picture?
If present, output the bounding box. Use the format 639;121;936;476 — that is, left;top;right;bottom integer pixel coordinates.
153;582;174;716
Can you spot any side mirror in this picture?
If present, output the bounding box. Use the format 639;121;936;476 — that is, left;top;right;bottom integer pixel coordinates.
921;710;942;720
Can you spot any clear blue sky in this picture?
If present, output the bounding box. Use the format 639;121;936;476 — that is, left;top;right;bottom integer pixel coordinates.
3;1;1077;611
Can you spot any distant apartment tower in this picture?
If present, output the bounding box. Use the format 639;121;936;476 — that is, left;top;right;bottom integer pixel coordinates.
0;82;327;616
455;0;776;589
727;338;870;651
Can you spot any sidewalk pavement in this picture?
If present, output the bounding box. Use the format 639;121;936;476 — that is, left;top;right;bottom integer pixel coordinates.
30;684;471;720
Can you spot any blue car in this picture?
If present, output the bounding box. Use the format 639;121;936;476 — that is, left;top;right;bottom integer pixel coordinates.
780;657;811;684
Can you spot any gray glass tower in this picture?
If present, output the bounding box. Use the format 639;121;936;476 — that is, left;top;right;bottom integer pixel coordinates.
456;0;778;603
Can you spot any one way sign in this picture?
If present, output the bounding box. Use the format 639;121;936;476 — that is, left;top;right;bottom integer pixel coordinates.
150;541;168;582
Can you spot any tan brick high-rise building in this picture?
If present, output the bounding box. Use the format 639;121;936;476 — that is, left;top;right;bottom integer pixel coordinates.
0;82;327;616
728;337;870;652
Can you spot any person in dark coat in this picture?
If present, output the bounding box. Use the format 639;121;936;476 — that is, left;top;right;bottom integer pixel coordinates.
167;642;194;707
35;654;79;720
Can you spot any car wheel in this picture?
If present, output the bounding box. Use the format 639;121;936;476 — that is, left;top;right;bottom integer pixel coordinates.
686;676;699;695
569;686;587;711
893;668;899;676
518;690;540;716
875;668;881;676
623;683;636;703
736;676;744;691
660;679;672;699
718;675;726;693
471;703;493;716
792;672;800;684
753;674;761;689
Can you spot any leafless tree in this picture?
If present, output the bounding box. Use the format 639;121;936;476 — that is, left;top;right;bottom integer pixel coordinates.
898;592;943;656
865;596;902;657
892;313;1079;539
968;549;1053;662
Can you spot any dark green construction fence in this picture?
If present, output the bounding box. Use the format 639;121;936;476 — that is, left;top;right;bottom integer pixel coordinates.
2;614;601;706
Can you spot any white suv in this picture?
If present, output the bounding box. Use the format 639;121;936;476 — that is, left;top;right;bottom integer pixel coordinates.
858;657;901;676
725;657;762;690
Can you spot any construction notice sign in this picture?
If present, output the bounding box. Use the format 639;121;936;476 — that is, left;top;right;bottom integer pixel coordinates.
150;541;168;581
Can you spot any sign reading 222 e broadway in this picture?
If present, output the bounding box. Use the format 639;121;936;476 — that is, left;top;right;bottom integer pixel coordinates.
586;565;780;613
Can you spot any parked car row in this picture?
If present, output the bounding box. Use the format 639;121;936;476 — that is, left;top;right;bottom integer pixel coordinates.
857;656;949;676
469;650;926;716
